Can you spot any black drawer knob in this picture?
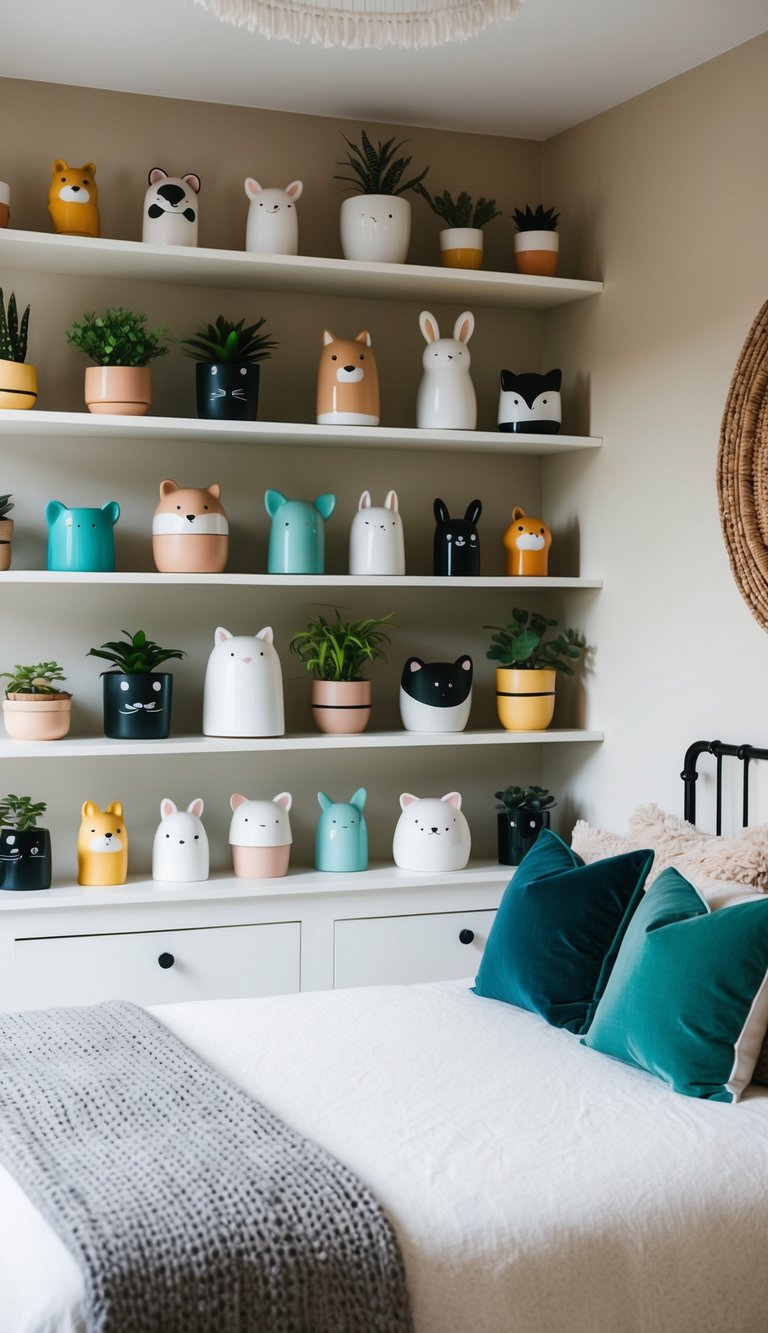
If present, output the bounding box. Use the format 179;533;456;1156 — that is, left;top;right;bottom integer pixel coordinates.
158;952;175;970
459;929;475;945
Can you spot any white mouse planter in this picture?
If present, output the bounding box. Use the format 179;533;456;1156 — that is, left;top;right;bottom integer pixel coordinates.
349;489;405;576
203;626;285;737
416;310;477;431
244;179;302;255
229;792;293;879
152;798;209;884
393;792;471;872
142;168;201;247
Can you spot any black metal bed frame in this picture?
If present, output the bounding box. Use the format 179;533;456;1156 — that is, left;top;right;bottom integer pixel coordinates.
682;740;768;832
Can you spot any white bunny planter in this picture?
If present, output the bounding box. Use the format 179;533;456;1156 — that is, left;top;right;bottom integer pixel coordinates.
393;792;471;872
203;626;285;737
349;489;405;576
244;179;303;255
152;798;209;883
229;792;293;879
142;168;201;247
416;310;477;431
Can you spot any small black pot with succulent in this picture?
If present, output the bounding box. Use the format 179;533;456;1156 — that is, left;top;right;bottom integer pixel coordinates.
416;185;500;270
495;784;556;866
0;794;51;891
179;315;278;421
87;629;185;740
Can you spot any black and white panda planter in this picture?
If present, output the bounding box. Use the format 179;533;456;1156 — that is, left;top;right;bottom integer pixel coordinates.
399;656;473;733
498;369;562;434
142;168;201;247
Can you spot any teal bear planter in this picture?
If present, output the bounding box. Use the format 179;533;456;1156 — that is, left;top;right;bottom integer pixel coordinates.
264;489;336;574
315;788;368;872
47;500;120;572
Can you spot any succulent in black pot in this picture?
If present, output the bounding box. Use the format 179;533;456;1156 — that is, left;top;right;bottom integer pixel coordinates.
495;784;556;867
87;629;185;740
179;315;278;421
0;794;51;891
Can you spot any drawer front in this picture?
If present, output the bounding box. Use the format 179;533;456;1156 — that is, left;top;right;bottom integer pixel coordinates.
13;921;301;1009
334;908;496;988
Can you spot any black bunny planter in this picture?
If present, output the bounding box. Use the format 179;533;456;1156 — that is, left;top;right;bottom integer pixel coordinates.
433;498;482;576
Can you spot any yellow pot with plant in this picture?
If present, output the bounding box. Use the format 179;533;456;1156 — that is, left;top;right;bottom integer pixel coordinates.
0;289;37;410
486;607;585;732
416;185;501;270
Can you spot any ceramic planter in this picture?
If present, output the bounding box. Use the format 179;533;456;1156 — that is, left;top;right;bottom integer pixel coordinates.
84;366;151;416
0;826;51;891
48;160;100;237
265;490;336;574
349;489;405;576
195;363;260;421
244;178;302;255
103;672;173;740
495;667;556;732
416;310;477;431
311;679;371;734
152;481;229;574
315;789;368;873
47;500;119;573
0;517;13;570
392;792;471;872
317;330;380;426
433;498;482;576
514;230;559;277
2;694;72;741
399;656;472;733
77;801;128;887
152;798;209;883
503;507;552;576
0;360;37;410
498;369;562;434
142;169;201;247
0;182;10;229
497;809;551;866
203;627;285;738
229;792;293;880
440;227;483;270
340;195;411;264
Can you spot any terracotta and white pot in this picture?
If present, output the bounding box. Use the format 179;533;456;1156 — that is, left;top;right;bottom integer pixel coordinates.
2;694;72;741
340;195;411;264
440;227;483;270
311;679;372;734
0;517;13;570
84;366;152;416
0;182;10;229
495;667;556;732
513;230;559;278
0;360;37;410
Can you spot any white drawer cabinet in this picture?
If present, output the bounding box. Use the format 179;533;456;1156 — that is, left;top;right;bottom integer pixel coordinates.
334;908;497;988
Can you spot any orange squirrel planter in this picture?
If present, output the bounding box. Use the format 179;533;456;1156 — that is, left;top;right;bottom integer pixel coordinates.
504;507;552;576
48;160;100;237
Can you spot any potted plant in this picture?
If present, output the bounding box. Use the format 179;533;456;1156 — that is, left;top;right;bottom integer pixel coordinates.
485;607;585;731
416;186;501;270
66;307;169;416
0;794;51;891
0;289;36;411
335;131;428;264
87;628;185;740
0;494;14;570
290;610;393;734
495;784;556;866
511;204;560;277
1;662;71;741
178;314;278;421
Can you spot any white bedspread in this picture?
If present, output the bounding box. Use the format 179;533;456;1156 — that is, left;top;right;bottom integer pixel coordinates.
2;979;768;1333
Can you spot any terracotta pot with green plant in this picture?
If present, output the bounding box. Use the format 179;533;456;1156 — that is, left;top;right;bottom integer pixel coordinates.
486;607;585;732
0;289;36;411
179;314;278;422
66;307;169;415
0;794;51;891
87;628;185;740
495;784;556;866
512;204;560;277
416;186;501;270
290;610;394;734
1;662;72;741
0;494;14;570
335;131;428;265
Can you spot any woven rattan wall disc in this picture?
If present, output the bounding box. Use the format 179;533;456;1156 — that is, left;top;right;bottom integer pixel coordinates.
717;299;768;630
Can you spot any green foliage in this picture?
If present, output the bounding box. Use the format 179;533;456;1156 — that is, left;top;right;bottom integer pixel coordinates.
335;131;428;197
179;315;278;364
0;794;47;832
495;784;556;813
486;608;585;675
0;662;69;697
0;289;30;363
0;494;14;520
416;185;501;230
290;611;394;681
87;628;185;675
66;308;170;367
511;203;560;232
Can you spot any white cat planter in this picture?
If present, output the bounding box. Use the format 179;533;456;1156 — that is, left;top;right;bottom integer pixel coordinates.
416;310;477;431
349;490;405;576
244;179;302;255
152;798;209;884
229;792;292;879
393;792;471;872
203;626;285;737
142;168;201;247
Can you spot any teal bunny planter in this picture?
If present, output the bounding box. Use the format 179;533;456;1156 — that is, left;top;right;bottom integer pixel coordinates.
265;490;336;575
315;788;368;872
47;500;120;572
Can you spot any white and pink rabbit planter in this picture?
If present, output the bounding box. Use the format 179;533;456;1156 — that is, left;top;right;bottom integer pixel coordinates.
349;490;405;576
244;179;302;255
416;310;477;430
152;798;210;883
229;793;293;879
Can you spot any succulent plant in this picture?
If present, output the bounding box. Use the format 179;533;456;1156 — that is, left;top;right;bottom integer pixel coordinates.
335;131;428;197
0;662;69;698
416;186;501;230
290;611;394;681
0;290;30;364
495;784;556;813
179;315;278;364
66;308;170;367
511;204;560;232
0;794;47;832
0;494;14;520
87;628;185;675
485;608;585;675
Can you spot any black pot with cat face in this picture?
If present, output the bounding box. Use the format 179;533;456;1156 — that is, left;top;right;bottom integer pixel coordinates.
497;809;551;867
0;826;52;891
195;363;260;421
103;672;173;740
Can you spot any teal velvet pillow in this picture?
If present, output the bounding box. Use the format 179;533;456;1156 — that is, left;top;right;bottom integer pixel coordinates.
473;829;653;1033
583;866;768;1102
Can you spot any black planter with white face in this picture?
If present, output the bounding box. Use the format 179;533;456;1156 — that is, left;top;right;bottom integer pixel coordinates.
497;809;551;867
195;363;260;421
103;672;173;740
0;826;52;891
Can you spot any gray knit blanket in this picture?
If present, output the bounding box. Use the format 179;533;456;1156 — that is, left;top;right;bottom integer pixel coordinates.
0;1000;413;1333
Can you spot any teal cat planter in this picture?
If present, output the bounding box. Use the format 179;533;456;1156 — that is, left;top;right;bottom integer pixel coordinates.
47;500;120;572
315;788;368;872
264;490;336;575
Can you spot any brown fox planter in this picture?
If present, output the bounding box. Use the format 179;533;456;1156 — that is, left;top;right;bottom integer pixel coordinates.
152;481;229;574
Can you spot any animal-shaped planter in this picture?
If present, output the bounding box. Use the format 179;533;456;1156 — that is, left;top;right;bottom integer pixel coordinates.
504;506;552;576
103;673;173;741
498;370;562;434
152;480;229;574
416;311;476;430
399;656;473;733
315;789;368;873
0;825;52;892
203;626;285;737
48;159;100;237
349;490;405;576
46;500;120;572
433;498;481;576
393;792;471;872
142;168;201;247
317;330;380;426
244;179;303;255
152;798;209;883
77;801;128;887
264;490;336;575
229;792;293;879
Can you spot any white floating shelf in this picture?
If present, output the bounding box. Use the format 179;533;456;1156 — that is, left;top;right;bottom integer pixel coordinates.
0;229;603;310
2;571;602;589
0;410;602;457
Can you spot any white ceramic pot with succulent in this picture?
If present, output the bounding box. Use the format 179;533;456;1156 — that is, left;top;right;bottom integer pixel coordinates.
336;131;428;265
512;205;560;277
0;494;14;571
1;662;72;741
417;186;501;270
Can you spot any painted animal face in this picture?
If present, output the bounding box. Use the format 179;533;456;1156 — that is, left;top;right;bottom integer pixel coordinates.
433;498;482;576
244;179;302;215
419;310;474;370
152;480;229;536
46;500;120;572
506;507;552;554
498;369;562;434
210;626;278;670
229;792;293;848
113;675;166;718
349;489;405;576
401;656;473;707
48;159;97;207
315;789;368;872
155;798;206;848
0;829;46;865
78;801;125;854
152;798;209;882
264;490;336;575
321;330;372;385
144;168;200;225
317;330;380;425
392;792;471;872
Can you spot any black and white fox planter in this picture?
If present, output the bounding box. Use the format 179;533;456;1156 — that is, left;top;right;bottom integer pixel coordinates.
498;369;562;434
399;656;473;733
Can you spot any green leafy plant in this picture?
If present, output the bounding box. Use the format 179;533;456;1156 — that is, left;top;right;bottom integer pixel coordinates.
0;662;69;698
0;794;47;832
0;494;14;520
495;784;556;814
290;611;394;681
416;185;501;230
511;204;560;232
335;131;428;197
66;308;170;367
0;290;30;363
179;315;278;365
87;629;185;675
486;608;585;675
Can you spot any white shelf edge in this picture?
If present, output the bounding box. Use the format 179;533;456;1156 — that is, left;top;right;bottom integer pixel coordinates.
1;571;603;589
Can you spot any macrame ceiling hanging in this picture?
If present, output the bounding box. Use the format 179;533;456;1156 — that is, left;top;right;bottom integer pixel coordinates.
193;0;522;51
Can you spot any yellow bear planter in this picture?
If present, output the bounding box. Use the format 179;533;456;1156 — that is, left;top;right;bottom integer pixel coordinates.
504;507;552;577
48;160;100;238
77;801;128;886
